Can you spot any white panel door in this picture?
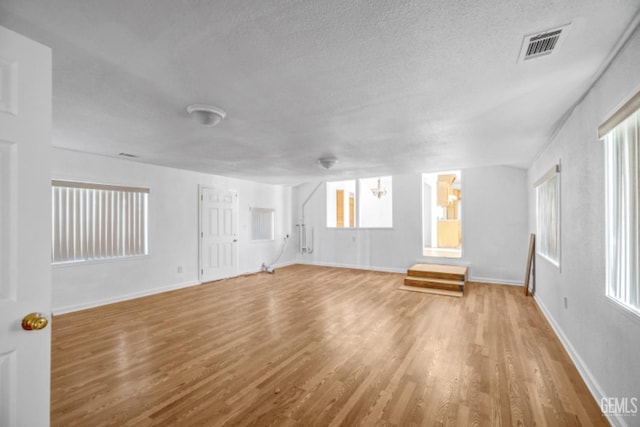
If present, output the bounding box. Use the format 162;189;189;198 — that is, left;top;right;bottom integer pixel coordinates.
0;26;52;426
199;186;238;282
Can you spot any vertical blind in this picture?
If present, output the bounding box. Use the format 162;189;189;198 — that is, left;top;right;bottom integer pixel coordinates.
251;207;274;241
535;165;560;265
604;108;640;314
52;181;149;263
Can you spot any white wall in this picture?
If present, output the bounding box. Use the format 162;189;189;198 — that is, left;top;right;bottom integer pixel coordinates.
52;148;295;313
463;166;529;283
295;167;529;284
527;25;640;427
422;182;432;247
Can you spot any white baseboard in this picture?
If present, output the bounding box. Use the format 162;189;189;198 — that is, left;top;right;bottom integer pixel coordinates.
296;260;406;274
56;261;303;315
533;295;624;427
295;259;531;285
469;275;523;286
296;259;522;285
270;260;298;270
416;258;472;268
240;260;298;276
53;280;201;315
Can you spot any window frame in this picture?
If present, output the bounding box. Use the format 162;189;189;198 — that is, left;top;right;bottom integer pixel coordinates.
325;176;393;229
603;105;640;318
51;180;149;265
250;207;275;241
534;164;561;267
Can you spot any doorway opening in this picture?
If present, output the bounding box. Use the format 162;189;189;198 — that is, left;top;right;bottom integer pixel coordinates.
422;171;462;258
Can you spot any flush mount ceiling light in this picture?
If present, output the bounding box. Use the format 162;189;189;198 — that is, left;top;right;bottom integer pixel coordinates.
371;177;387;199
317;156;338;170
186;104;226;127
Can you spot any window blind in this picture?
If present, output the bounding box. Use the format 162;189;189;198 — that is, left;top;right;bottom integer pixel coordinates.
604;108;640;314
251;207;274;241
535;165;560;265
52;181;149;263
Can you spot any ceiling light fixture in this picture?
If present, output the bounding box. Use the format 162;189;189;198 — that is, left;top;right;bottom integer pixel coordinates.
371;178;387;199
186;104;226;127
317;157;338;170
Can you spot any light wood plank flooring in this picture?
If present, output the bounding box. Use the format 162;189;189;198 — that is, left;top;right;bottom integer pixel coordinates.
51;265;607;426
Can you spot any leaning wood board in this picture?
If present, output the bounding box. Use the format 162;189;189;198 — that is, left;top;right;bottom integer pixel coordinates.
524;233;535;296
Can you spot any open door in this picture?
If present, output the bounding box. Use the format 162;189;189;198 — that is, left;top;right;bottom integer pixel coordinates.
199;186;239;282
0;26;52;426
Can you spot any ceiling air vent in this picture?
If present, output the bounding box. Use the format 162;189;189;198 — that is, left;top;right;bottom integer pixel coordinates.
518;24;571;63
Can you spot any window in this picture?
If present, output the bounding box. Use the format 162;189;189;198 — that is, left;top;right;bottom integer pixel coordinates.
251;207;275;241
326;180;356;228
534;165;560;266
52;180;149;263
603;105;640;315
326;176;392;228
358;176;393;228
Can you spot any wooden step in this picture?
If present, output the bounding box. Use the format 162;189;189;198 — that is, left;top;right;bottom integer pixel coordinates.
407;263;467;281
402;263;467;298
404;276;464;292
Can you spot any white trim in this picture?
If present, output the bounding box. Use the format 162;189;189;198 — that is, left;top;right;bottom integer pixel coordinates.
598;89;640;139
55;260;302;315
52;254;150;268
270;260;297;270
296;260;406;274
245;260;298;274
533;164;560;188
532;294;626;427
52;280;201;315
416;258;471;268
52;179;149;194
295;261;521;285
536;252;561;269
469;276;522;286
605;295;640;325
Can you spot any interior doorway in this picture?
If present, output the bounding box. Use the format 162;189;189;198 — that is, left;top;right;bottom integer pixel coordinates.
422;171;462;258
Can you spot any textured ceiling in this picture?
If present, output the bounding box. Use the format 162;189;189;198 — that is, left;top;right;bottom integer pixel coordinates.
1;1;639;185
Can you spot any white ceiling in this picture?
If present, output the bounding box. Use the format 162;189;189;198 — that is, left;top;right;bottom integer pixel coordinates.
1;1;639;185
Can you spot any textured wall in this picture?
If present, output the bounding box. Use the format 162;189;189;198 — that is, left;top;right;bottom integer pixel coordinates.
295;166;529;284
463;166;529;283
527;24;640;427
51;148;295;313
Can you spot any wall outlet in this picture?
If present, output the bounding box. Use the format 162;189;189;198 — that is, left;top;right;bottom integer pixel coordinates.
177;265;183;274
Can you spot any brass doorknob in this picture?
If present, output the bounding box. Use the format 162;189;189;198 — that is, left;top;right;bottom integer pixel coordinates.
22;312;48;331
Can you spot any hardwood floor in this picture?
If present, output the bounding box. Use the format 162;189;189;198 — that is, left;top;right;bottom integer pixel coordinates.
51;265;607;426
